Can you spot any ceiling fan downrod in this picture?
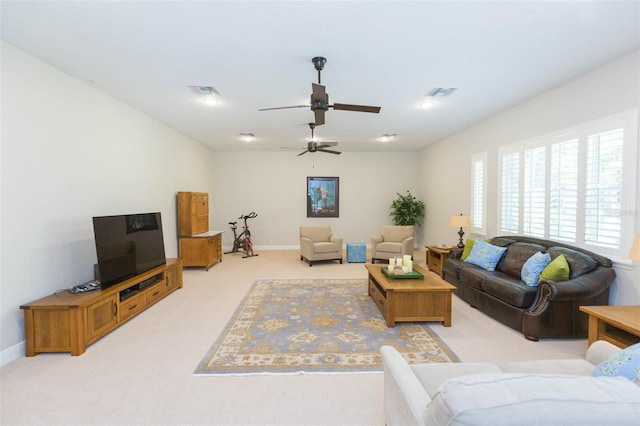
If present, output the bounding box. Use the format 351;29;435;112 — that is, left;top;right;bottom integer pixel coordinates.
312;56;326;84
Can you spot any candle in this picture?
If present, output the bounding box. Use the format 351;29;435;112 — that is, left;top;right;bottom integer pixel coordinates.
407;260;413;271
388;258;394;273
396;257;403;266
403;255;411;267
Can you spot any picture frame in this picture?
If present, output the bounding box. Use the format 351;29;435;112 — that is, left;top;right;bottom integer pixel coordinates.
307;176;339;218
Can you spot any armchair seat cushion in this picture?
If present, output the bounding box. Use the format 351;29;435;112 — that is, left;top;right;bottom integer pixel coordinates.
313;241;340;254
377;242;404;254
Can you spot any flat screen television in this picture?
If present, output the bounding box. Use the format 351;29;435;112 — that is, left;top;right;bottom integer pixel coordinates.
92;212;166;290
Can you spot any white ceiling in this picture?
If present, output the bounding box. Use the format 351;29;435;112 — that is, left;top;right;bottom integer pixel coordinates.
2;1;639;152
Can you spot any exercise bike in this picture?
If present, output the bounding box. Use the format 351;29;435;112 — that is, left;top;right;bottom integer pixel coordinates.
224;212;258;258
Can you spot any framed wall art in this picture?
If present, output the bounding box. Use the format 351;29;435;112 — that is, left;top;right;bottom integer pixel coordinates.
307;176;339;218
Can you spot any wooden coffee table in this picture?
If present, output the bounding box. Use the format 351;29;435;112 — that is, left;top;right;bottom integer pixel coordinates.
365;264;457;327
579;305;640;348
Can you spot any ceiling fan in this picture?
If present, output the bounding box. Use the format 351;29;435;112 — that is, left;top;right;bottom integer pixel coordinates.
284;123;341;156
259;56;381;125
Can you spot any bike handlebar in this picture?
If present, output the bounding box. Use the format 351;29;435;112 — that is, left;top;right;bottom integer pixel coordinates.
239;212;258;219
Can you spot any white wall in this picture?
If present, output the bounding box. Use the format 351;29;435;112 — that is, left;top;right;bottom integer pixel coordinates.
417;50;640;305
211;151;419;249
0;41;217;359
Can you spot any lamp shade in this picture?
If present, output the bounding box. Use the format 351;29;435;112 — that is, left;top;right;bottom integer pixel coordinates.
629;234;640;261
450;214;471;228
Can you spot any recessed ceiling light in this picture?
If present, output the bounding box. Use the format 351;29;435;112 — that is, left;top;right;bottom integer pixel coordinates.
419;100;435;108
203;98;219;105
239;133;255;142
381;134;397;142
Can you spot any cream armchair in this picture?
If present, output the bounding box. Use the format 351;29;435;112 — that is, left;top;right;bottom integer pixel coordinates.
371;226;414;263
299;226;343;267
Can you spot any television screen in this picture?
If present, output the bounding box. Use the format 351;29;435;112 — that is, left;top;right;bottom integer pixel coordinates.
93;212;166;289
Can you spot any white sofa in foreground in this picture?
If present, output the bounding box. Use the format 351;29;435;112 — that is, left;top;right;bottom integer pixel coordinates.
381;341;640;426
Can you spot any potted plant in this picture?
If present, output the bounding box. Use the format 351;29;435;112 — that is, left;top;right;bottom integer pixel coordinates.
389;191;425;226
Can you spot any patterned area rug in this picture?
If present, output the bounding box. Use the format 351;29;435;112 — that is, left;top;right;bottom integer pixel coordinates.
194;278;459;375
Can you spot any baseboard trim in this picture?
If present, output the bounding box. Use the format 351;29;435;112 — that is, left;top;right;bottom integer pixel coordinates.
1;341;25;367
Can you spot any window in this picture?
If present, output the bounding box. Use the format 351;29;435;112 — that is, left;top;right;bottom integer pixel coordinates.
498;110;637;258
471;152;487;235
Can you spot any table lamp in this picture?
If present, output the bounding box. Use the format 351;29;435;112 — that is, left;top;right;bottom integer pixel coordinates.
450;213;471;249
629;234;640;261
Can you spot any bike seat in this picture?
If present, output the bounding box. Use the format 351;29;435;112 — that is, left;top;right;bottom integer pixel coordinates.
229;221;237;226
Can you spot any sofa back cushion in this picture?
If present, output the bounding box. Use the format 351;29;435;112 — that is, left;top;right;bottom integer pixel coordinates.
300;226;332;242
547;247;597;278
424;373;640;426
380;226;413;242
498;242;546;278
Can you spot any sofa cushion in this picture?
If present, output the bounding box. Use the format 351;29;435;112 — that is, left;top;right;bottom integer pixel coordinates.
538;253;570;283
593;342;640;381
547;247;597;278
460;239;475;260
481;272;537;308
411;363;502;398
458;267;486;291
376;242;403;254
424;373;640;426
498;242;547;278
313;241;339;254
464;240;507;271
521;251;551;286
499;358;597;376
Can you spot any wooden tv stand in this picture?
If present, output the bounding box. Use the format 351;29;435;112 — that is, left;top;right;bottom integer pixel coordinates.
20;258;183;356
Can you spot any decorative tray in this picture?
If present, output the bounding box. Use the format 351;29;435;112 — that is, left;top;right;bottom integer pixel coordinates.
382;267;424;280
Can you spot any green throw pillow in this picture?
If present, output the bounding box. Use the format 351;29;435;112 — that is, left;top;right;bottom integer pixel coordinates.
538;254;570;283
461;239;475;260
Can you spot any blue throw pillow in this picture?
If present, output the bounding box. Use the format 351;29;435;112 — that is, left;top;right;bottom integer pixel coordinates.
464;240;507;272
521;251;552;286
593;342;640;381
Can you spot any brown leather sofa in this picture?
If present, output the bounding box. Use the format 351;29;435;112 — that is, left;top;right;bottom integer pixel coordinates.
443;236;616;341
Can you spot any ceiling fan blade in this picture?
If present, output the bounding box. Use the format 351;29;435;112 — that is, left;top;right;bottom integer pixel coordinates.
316;142;338;148
319;149;341;155
259;105;309;111
297;150;309;156
311;83;326;103
314;110;325;125
332;103;381;113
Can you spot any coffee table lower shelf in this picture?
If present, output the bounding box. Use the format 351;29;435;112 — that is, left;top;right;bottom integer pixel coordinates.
365;264;457;327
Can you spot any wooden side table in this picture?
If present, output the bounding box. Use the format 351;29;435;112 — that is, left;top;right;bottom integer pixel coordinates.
579;305;640;348
426;246;452;277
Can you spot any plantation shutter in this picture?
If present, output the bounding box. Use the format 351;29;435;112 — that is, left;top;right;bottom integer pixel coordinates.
500;151;520;233
549;139;579;242
523;145;546;237
471;152;486;233
585;128;624;249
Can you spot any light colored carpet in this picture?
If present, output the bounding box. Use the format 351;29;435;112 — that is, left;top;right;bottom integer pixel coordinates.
195;278;458;375
0;249;588;425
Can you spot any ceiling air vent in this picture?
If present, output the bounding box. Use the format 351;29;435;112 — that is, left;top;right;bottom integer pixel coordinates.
189;85;221;96
426;87;457;98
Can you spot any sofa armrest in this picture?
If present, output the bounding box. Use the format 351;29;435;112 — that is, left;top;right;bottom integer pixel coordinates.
585;340;621;366
381;345;429;426
448;247;463;259
537;267;616;303
329;235;343;254
371;235;383;257
300;237;314;258
402;237;414;257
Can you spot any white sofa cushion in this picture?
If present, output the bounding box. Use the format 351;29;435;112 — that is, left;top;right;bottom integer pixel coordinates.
424;373;640;426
